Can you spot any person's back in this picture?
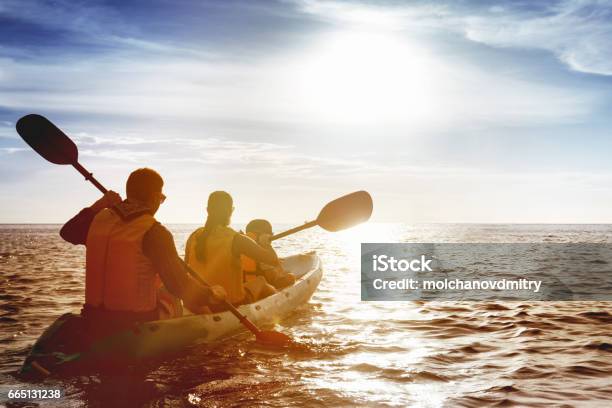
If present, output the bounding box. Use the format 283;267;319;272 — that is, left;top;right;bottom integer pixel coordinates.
185;191;279;306
85;201;158;314
186;223;245;304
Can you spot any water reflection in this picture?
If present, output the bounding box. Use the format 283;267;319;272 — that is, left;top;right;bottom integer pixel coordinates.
1;224;611;406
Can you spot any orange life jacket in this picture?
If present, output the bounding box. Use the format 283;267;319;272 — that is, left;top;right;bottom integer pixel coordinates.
240;231;260;282
85;205;158;312
185;225;245;304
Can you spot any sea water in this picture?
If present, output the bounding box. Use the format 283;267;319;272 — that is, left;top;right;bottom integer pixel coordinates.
1;223;611;407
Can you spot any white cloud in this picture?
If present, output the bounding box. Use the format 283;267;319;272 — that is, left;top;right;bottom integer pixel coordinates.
296;0;612;76
462;0;612;76
66;131;361;178
0;2;605;131
0;147;27;154
295;0;449;29
0;40;598;131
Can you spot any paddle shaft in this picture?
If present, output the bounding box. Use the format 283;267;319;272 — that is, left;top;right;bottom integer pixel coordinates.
185;267;261;335
73;162;107;194
271;220;317;241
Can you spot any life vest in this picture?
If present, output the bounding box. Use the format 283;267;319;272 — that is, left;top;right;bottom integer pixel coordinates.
185;225;245;304
85;203;158;313
241;231;258;282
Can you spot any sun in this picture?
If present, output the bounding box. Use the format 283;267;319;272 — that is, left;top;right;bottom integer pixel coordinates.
296;30;436;124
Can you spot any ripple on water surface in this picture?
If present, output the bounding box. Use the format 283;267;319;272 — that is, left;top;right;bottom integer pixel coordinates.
1;224;611;407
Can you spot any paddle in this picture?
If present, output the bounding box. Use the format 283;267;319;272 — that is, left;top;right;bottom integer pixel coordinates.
185;268;292;346
16;114;108;194
15;113;291;347
271;191;373;241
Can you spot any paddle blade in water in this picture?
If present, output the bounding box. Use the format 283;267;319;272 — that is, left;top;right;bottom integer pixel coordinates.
16;114;78;165
255;330;293;346
317;190;373;232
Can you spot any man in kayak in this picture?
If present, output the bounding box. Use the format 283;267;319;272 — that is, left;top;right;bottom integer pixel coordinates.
60;168;227;326
242;219;296;290
185;191;278;308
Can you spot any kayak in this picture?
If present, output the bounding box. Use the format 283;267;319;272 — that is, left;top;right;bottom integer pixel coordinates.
20;252;322;377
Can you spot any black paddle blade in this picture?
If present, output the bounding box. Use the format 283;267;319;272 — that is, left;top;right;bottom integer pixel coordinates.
16;114;78;165
317;190;373;232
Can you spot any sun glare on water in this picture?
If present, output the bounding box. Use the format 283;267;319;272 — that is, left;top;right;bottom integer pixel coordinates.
335;223;400;253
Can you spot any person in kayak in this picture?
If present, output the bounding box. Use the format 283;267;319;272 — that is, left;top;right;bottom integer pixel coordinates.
242;219;296;290
185;191;278;308
60;168;227;326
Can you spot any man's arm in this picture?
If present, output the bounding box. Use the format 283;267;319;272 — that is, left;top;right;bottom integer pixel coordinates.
232;233;279;266
143;223;225;312
59;191;122;245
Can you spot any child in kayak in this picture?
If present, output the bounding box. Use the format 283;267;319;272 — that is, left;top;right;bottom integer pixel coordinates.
242;219;296;290
185;191;279;307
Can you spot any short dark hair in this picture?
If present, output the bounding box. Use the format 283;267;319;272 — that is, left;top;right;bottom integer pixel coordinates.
126;168;163;202
246;219;273;235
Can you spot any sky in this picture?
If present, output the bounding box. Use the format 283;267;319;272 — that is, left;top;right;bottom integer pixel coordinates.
2;0;612;224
